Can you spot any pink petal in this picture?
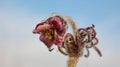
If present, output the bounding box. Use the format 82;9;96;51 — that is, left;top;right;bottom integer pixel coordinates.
39;33;54;48
51;17;63;31
51;16;66;34
35;22;45;29
33;22;51;34
54;32;63;47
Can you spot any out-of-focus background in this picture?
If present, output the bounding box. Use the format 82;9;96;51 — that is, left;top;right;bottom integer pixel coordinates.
0;0;120;67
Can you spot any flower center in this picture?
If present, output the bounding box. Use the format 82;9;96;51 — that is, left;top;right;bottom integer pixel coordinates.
45;28;55;40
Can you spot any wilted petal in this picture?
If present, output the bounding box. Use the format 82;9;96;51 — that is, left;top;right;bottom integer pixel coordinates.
54;31;64;47
33;22;51;34
35;22;45;29
39;33;54;48
51;17;63;31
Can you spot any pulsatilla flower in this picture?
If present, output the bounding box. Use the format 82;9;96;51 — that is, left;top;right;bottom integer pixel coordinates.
33;15;68;51
33;14;102;67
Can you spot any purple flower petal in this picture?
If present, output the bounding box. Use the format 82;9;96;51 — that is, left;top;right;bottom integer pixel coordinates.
51;17;63;31
40;33;55;48
54;33;63;47
33;22;51;34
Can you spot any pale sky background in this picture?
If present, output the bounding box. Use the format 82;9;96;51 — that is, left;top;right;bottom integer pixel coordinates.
0;0;120;67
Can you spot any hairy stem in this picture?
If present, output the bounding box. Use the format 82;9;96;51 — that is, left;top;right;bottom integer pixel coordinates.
63;16;77;37
61;16;82;67
68;56;79;67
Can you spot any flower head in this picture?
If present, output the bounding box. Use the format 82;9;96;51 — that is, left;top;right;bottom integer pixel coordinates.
33;15;67;49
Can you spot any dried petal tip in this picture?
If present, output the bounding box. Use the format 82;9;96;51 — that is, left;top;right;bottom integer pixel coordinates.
92;24;95;28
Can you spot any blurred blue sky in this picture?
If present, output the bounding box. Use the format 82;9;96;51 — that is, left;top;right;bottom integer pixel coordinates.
0;0;120;67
